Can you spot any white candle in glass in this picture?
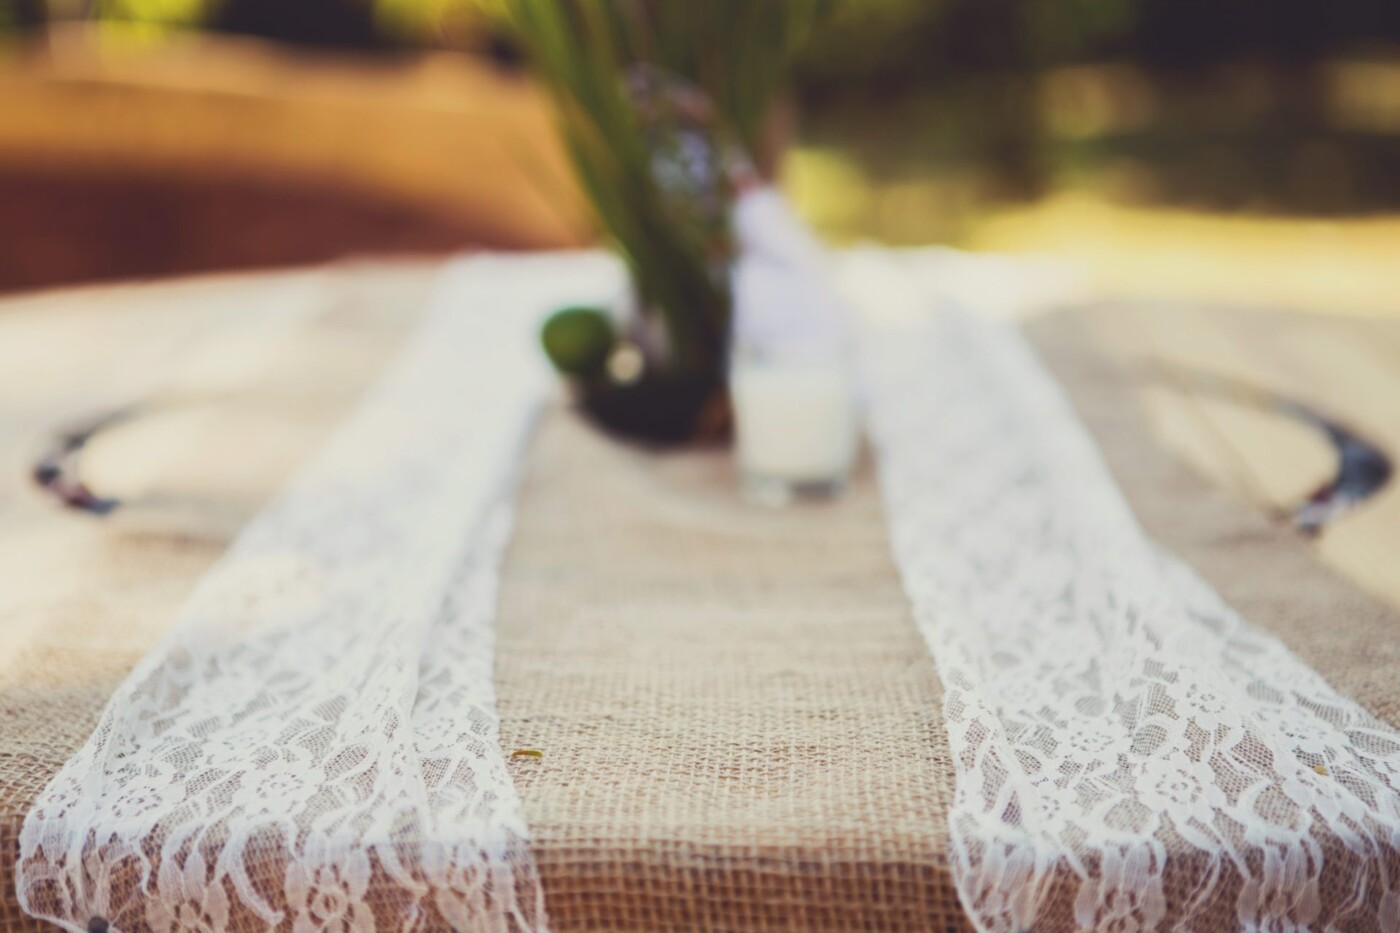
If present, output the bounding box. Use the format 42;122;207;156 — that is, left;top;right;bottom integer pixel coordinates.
731;347;859;504
729;186;860;505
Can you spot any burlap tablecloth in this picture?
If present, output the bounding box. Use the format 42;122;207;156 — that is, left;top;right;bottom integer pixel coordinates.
2;265;1397;931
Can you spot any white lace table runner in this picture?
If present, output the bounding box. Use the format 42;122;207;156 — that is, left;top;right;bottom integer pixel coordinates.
851;250;1400;931
20;246;1400;933
17;255;619;933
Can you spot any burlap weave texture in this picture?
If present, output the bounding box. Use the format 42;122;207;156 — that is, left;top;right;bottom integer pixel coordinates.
3;269;1398;932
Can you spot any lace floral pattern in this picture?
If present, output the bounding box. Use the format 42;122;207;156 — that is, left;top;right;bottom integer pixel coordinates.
18;255;620;933
857;253;1400;932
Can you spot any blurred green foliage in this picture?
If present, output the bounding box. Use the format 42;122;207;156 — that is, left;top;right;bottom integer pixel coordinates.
797;0;1398;92
12;0;1395;78
93;0;204;30
0;0;43;36
476;1;831;441
5;0;1396;215
791;0;1400;216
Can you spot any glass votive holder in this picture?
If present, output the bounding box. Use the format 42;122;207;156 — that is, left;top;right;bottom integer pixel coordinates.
729;340;860;506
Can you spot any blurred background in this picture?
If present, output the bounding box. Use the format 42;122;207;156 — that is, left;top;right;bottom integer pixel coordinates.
0;0;1397;310
2;1;1397;604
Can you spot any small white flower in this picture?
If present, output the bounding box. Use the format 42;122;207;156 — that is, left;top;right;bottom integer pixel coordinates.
230;757;315;815
286;835;373;933
1138;753;1224;812
148;850;230;933
1182;684;1228;722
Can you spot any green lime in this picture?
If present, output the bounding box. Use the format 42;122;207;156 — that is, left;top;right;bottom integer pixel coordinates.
541;306;615;378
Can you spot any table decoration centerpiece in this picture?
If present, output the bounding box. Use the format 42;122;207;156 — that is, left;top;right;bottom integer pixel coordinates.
488;0;838;450
728;186;860;503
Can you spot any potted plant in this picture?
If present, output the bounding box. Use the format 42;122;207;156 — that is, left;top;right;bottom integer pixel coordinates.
486;0;832;443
